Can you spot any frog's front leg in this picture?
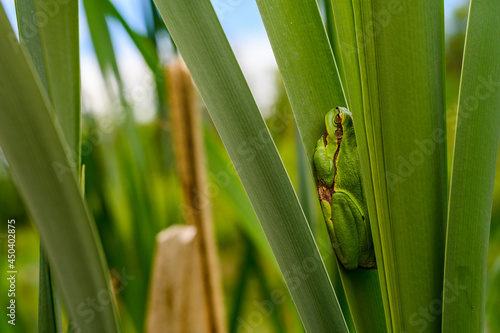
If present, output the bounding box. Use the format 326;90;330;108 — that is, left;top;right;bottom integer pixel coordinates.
313;138;335;187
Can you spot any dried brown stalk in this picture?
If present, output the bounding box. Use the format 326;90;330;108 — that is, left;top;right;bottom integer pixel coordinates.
146;59;226;333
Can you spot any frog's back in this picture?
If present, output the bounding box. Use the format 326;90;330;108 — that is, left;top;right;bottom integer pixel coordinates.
333;119;368;214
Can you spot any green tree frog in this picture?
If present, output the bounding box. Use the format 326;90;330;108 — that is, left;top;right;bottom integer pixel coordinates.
313;107;376;270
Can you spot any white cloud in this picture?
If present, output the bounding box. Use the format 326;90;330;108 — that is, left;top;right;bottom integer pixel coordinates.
81;44;157;123
232;34;279;117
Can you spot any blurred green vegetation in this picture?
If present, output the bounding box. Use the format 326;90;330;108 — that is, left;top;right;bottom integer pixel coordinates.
1;0;499;332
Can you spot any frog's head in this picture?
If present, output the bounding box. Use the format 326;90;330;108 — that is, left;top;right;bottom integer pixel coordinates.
325;107;353;139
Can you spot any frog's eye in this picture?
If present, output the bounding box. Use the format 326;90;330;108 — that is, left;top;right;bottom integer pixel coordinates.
334;114;342;125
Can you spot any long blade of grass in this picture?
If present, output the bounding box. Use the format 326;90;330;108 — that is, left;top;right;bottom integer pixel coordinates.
328;0;393;329
15;1;79;331
254;1;386;331
153;0;348;331
13;2;60;331
351;0;448;330
443;0;500;330
0;5;120;332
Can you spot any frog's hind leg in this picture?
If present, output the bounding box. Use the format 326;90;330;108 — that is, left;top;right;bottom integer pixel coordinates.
329;193;361;270
332;192;376;269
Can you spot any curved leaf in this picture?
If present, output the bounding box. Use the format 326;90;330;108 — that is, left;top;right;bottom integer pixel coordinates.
152;0;348;331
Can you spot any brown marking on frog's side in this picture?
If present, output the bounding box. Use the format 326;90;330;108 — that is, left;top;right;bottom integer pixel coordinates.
321;133;328;146
332;117;343;192
318;184;333;203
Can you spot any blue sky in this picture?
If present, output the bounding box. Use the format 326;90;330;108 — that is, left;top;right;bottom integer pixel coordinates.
106;0;466;51
1;0;466;54
0;0;467;116
106;0;465;38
